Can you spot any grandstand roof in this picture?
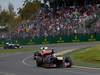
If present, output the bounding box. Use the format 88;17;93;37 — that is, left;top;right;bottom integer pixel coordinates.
48;0;100;9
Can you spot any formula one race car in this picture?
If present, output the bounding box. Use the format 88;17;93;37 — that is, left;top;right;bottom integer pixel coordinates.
33;47;72;68
3;43;23;49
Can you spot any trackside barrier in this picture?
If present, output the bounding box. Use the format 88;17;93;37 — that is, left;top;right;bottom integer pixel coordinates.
96;33;100;41
0;34;99;46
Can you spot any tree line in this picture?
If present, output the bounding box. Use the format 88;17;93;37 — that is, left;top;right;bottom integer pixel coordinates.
0;0;43;32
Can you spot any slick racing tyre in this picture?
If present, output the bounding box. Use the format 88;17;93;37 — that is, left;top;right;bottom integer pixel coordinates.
36;57;43;67
64;56;72;68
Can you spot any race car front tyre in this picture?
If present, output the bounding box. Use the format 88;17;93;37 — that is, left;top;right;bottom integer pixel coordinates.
36;57;43;67
64;56;72;68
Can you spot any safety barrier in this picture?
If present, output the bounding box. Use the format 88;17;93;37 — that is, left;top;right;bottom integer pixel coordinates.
0;34;99;46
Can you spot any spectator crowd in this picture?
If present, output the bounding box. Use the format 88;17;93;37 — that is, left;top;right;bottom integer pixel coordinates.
16;4;100;39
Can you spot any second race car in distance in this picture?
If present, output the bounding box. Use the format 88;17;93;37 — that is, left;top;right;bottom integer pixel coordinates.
3;42;23;49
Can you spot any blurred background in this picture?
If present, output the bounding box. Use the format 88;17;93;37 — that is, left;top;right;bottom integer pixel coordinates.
0;0;100;44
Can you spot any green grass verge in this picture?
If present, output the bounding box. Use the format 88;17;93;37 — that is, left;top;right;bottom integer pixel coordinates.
68;46;100;68
0;48;38;54
72;46;100;64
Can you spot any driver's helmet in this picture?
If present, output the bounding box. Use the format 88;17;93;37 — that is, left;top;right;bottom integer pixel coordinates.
41;47;48;50
41;47;44;50
44;47;48;49
6;42;9;45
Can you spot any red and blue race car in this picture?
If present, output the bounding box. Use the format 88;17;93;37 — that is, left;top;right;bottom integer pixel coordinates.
33;47;72;68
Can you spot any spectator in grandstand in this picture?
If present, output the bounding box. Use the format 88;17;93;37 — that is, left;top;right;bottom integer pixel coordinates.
16;4;99;39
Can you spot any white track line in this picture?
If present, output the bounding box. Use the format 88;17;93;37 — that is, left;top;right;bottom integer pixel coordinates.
73;66;100;70
22;55;34;67
55;48;77;55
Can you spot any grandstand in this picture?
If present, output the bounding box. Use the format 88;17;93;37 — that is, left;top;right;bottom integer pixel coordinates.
24;0;100;37
0;0;100;40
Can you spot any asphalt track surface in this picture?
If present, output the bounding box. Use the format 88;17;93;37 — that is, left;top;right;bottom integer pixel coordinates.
1;42;100;75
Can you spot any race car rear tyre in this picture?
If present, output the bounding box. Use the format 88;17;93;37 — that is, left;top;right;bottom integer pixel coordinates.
65;56;72;68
